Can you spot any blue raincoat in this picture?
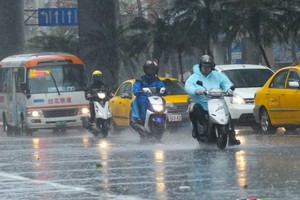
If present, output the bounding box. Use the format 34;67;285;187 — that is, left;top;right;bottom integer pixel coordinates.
131;74;164;120
185;64;233;111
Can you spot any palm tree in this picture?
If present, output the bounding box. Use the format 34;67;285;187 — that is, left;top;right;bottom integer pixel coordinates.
168;0;222;55
219;0;296;68
26;32;79;54
120;8;174;74
283;1;300;63
162;0;223;80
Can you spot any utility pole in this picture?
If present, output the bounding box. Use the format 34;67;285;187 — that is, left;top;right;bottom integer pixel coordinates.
0;0;25;60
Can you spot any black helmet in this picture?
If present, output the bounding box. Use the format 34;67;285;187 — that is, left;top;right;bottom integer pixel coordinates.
199;55;215;70
143;60;159;75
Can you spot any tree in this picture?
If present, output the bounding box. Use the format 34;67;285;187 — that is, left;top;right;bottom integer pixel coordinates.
219;0;297;68
283;1;300;63
26;32;79;54
120;8;174;76
163;0;223;80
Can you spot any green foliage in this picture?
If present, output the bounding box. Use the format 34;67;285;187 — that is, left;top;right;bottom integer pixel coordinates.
26;32;79;54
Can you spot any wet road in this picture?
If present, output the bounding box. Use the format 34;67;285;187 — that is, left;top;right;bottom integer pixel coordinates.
0;127;299;200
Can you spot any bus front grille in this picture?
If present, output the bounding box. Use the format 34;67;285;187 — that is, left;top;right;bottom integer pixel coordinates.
43;108;78;118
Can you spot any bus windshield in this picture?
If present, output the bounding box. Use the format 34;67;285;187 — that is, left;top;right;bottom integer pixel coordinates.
27;64;89;94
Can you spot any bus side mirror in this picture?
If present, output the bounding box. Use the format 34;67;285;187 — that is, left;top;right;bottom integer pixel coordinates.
21;82;27;93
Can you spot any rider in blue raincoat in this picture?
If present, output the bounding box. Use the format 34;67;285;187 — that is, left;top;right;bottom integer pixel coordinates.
131;60;165;124
185;55;240;145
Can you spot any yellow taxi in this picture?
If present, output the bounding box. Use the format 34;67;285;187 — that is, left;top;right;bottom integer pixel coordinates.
253;65;300;134
109;77;189;131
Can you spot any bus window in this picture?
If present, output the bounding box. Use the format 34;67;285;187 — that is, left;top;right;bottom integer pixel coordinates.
5;69;13;94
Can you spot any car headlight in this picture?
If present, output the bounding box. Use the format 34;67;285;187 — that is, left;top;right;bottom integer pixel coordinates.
152;104;164;112
98;92;106;99
230;95;245;104
27;110;43;117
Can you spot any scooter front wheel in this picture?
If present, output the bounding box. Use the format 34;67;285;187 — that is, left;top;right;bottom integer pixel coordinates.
215;125;227;149
101;120;110;138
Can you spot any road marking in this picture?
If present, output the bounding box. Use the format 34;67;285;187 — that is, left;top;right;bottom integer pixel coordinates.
0;171;99;196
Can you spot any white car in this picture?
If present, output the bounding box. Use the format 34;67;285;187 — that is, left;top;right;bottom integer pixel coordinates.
215;64;274;129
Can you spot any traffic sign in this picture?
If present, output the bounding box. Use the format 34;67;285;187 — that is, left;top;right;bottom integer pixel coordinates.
231;41;242;64
38;8;78;26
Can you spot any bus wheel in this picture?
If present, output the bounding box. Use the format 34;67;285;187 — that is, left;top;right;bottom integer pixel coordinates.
3;115;13;136
3;114;7;132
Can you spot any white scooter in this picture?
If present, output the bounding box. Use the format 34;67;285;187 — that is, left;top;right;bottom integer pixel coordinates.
83;87;112;138
190;81;235;149
130;87;167;141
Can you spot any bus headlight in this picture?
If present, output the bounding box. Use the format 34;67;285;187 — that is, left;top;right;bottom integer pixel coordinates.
80;107;90;115
27;110;43;117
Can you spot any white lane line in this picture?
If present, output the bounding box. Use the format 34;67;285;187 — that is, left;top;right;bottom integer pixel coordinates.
0;172;100;196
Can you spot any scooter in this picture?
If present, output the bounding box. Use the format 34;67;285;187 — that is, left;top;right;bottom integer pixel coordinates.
130;87;167;141
82;87;112;138
190;81;235;149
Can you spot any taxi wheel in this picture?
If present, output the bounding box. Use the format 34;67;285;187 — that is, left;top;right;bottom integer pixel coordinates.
260;108;276;134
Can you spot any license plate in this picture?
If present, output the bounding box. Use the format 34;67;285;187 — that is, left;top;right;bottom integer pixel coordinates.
167;114;182;122
56;121;66;127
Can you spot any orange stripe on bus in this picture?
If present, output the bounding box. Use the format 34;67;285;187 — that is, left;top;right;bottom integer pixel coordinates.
26;104;88;110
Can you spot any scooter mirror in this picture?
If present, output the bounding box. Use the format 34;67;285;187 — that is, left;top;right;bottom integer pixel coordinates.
230;85;235;91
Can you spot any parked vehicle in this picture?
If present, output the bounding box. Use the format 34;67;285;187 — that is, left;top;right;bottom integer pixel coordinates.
215;64;274;130
82;87;112;138
0;52;89;136
130;87;167;141
109;77;189;133
191;81;235;149
253;65;300;134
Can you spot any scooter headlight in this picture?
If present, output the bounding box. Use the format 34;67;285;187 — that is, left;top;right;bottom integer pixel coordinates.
97;92;106;99
230;95;245;104
152;104;164;112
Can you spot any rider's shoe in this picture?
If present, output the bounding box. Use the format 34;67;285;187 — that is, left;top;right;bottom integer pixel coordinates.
197;130;207;143
229;139;241;146
228;131;241;146
192;128;199;138
131;118;144;126
88;122;94;131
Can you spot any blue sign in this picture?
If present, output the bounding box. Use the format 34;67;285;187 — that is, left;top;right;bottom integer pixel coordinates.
38;8;78;26
231;41;242;64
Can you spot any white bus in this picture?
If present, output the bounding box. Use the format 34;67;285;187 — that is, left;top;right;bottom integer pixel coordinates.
0;52;90;136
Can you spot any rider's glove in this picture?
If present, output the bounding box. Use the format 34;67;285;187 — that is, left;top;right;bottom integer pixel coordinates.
86;93;92;99
142;88;152;94
227;89;234;96
159;87;166;94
